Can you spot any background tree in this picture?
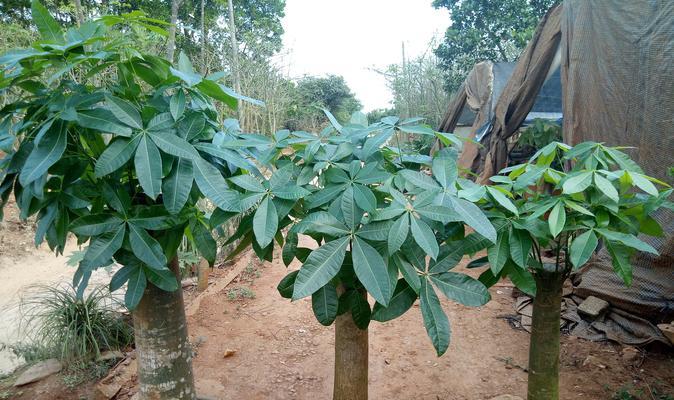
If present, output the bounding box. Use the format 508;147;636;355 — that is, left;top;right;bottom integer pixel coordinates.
432;0;557;91
285;75;362;131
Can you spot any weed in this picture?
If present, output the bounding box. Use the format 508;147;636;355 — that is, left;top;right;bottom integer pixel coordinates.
18;284;133;364
226;286;256;301
610;384;673;400
61;360;114;389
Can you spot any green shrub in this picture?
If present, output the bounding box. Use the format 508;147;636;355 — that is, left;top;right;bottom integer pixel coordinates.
18;284;133;363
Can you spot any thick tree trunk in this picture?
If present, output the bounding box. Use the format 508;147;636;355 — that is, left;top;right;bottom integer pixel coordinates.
527;265;565;400
333;290;368;400
133;257;196;400
166;0;182;62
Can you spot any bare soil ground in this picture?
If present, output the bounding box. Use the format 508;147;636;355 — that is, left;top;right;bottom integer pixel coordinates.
1;202;672;399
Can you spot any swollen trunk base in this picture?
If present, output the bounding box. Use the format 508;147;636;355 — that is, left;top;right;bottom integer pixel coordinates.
527;266;565;400
133;257;196;400
333;291;368;400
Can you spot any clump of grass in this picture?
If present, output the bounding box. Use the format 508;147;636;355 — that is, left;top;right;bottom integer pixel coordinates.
18;284;133;364
226;286;255;301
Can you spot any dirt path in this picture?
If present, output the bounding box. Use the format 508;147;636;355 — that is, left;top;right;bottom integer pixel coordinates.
187;238;674;400
0;203;116;375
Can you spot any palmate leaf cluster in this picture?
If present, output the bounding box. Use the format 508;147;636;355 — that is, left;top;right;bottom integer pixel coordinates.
0;2;261;310
226;113;499;356
469;141;672;294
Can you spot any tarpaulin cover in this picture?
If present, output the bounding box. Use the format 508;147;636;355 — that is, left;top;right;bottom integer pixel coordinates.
561;0;674;327
478;4;562;182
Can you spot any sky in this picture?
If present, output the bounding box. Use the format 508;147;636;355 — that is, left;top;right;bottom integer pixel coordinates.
281;0;450;112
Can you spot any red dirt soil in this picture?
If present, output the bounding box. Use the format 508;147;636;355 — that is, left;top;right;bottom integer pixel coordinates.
2;219;672;399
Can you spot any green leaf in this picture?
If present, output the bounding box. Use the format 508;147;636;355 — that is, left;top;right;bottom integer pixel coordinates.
31;0;64;43
594;173;619;203
449;197;497;243
163;157;193;214
82;224;125;269
562;171;593;194
387;214;409;254
569;230;598;268
628;172;659;196
394;255;421;292
432;156;458;189
410;217;439;260
371;279;417;322
147;130;199;160
548;202;566;238
605;241;633;286
291;211;350;236
277;270;299;298
400;170;441;191
191;221;216;266
253;196;278;248
509;229;532;268
192;158;241;212
128;222;167;269
352;237;392;306
19;123;67;185
170;90;186;121
487;187;518;216
312;282;338;326
503;262;536;296
487;231;509;275
595;229;658;254
273;185;311;200
340;186;362;229
105;96;142;129
282;233;298;266
77;109;133;136
125;267;146;310
177;113;205;140
110;265;134;292
430;272;490;307
420;279;450;356
134;135;162;199
428;243;463;273
348;291;371;329
144;267;178;291
292;236;349;300
355;220;393;241
95;135;141;177
352;183;376;212
70;214;123;236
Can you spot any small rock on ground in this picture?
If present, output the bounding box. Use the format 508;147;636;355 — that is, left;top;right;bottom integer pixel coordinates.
578;296;609;319
657;323;674;344
13;358;62;386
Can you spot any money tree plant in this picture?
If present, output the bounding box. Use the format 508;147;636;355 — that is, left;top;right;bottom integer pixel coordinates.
0;4;260;399
224;112;497;400
467;142;671;400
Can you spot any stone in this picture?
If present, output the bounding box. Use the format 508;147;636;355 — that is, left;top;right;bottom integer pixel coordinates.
223;349;237;358
621;346;641;365
96;381;122;399
489;396;524;400
97;350;125;362
582;355;606;369
657;323;674;344
577;296;609;319
13;359;62;386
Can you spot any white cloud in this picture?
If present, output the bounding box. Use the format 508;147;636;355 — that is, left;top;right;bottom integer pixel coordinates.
281;0;450;112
